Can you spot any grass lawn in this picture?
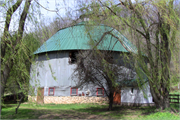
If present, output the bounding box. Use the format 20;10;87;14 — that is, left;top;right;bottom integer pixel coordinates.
1;103;180;119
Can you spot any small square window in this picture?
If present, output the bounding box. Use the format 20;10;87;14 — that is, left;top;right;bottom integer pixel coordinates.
71;88;78;95
69;51;78;64
96;88;104;96
49;87;55;96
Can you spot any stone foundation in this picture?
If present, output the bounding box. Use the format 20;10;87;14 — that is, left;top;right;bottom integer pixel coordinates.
28;96;37;102
28;96;109;104
28;96;154;106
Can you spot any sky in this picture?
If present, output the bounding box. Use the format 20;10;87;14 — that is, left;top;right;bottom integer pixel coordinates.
0;0;83;35
37;0;79;21
0;0;139;35
0;0;179;35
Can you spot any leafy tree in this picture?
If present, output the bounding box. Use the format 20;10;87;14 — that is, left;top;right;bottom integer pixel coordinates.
4;32;40;99
1;0;32;112
0;0;55;113
78;0;180;110
0;0;75;113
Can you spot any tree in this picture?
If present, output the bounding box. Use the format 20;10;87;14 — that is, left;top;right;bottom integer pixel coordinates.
0;0;75;113
79;0;180;110
1;0;32;112
34;16;77;45
74;50;136;110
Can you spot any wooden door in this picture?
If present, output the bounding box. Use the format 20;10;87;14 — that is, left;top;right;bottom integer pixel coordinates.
113;90;121;104
37;87;44;104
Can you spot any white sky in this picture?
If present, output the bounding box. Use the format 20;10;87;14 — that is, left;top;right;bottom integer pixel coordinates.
1;0;178;35
38;0;78;21
0;0;82;35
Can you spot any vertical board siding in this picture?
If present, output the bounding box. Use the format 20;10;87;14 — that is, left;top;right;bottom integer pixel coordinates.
30;51;154;104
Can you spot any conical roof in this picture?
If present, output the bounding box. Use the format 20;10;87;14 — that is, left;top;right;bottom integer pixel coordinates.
34;21;137;54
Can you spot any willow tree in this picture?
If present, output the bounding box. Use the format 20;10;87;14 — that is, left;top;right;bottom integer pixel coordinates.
0;0;35;114
1;0;32;102
1;0;69;114
79;0;180;110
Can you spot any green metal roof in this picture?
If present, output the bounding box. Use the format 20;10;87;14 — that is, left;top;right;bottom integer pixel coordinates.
34;21;137;54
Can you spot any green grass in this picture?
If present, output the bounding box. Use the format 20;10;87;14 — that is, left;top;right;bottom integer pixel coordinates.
138;112;180;120
1;103;180;119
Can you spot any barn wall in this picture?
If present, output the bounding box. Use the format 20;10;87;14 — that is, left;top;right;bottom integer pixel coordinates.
30;51;76;96
121;84;153;104
30;51;107;97
30;51;153;104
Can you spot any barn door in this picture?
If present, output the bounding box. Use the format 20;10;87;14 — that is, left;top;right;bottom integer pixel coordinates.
37;87;44;104
113;89;121;104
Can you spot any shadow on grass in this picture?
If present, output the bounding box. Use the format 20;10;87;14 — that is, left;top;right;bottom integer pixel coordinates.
3;103;178;119
170;103;180;112
71;105;156;118
1;104;19;109
1;107;110;119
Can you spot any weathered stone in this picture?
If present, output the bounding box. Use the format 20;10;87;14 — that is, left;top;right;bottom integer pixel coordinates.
28;95;108;104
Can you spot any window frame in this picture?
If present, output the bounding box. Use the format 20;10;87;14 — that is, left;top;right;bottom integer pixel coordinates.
70;87;78;96
48;87;55;96
96;88;104;96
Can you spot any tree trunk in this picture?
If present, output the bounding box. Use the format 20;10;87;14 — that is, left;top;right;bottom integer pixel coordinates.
15;93;25;114
1;64;12;97
108;91;114;111
150;76;170;110
163;93;170;109
0;63;12;113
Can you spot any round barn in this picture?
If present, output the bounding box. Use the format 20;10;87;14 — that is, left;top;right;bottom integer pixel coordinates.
29;21;154;105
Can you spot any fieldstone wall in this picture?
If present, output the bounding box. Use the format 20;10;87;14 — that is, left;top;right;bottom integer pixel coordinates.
28;96;109;104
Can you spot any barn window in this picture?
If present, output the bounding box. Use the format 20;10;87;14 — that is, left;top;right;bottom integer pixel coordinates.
48;87;55;96
37;68;39;76
69;51;77;64
96;88;104;96
71;88;78;95
37;72;39;76
131;88;134;94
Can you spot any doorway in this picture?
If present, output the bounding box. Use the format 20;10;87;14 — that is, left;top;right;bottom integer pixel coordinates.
37;87;44;104
113;89;121;104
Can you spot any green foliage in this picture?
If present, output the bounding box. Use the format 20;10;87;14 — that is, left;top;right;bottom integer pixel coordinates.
4;32;40;96
48;63;57;81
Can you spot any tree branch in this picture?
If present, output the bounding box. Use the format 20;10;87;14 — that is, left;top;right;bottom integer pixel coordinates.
1;0;23;58
34;0;61;12
98;0;147;38
3;0;23;34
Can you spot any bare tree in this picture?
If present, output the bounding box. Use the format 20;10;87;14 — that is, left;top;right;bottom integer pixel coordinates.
34;16;77;45
73;50;136;110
